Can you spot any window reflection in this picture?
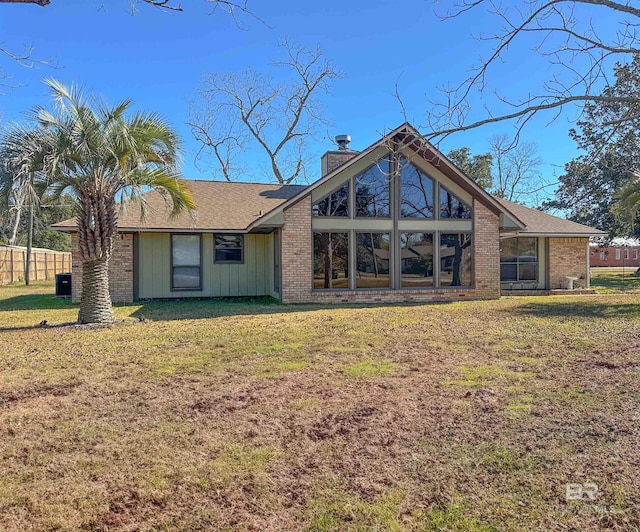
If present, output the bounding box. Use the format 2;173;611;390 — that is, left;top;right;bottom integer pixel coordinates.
400;233;434;287
440;186;472;219
440;233;472;287
313;232;349;289
356;232;391;288
355;158;390;218
400;158;434;218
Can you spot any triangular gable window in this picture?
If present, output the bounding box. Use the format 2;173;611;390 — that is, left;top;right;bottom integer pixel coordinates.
439;185;472;219
312;181;349;217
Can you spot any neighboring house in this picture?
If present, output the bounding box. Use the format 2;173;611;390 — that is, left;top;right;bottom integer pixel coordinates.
589;237;640;268
53;123;605;304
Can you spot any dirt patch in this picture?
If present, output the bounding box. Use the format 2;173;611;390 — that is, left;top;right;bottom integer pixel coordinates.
0;381;80;407
308;406;377;441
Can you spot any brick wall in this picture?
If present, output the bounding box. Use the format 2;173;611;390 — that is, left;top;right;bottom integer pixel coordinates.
280;197;313;303
473;202;501;299
548;237;589;289
279;196;502;304
589;246;640;267
71;232;134;303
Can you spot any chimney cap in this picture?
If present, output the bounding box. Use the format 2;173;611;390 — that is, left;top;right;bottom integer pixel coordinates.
335;134;351;150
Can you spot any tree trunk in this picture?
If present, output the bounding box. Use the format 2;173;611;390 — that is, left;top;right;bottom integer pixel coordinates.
76;190;117;324
25;203;33;286
8;207;22;246
78;258;115;324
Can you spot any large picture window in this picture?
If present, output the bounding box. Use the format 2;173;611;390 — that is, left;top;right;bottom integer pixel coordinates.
399;158;434;219
500;237;537;282
171;234;201;290
400;233;434;287
356;232;391;288
215;235;244;263
313;232;349;289
355;158;390;218
440;233;473;287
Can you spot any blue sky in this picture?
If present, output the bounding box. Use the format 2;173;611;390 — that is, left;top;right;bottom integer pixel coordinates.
0;0;610;199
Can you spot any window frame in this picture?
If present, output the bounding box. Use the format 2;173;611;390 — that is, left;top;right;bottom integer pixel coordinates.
615;248;621;260
353;159;392;220
214;234;245;264
170;233;203;292
313;231;351;291
398;158;436;220
439;231;474;288
438;183;473;220
354;231;393;290
499;237;538;284
399;232;435;288
312;181;350;218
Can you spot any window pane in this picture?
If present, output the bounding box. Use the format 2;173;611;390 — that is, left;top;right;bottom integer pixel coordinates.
172;235;200;266
215;235;243;263
313;182;349;217
500;238;538;282
355;158;390;217
313;232;349;289
440;187;472;219
519;262;537;281
500;263;518;282
399;158;434;219
518;238;537;261
173;266;201;289
400;233;434;287
356;232;391;288
440;233;472;287
500;238;519;263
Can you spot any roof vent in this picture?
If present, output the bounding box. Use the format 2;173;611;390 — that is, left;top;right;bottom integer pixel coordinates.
335;134;351;151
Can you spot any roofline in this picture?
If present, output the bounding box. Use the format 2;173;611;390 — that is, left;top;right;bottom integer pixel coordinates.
51;226;251;234
501;231;607;238
247;122;527;231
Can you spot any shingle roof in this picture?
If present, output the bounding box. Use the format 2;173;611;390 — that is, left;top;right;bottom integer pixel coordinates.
52;180;308;232
495;198;606;236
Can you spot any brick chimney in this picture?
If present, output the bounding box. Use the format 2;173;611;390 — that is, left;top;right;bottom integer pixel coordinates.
321;134;358;176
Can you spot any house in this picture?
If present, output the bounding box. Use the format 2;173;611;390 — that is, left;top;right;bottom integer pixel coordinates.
52;123;605;304
589;237;640;268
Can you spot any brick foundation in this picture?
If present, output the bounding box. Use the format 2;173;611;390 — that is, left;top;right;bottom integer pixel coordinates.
548;237;589;289
71;232;134;303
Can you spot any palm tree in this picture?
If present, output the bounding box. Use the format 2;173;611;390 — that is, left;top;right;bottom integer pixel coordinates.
30;78;195;324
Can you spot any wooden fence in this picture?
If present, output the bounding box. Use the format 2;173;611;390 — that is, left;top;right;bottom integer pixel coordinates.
0;245;72;285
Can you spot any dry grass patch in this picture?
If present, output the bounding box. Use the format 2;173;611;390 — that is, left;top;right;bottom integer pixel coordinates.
1;284;640;530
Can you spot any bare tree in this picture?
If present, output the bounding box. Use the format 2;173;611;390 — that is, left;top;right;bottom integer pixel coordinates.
490;134;549;202
190;39;342;184
425;1;640;142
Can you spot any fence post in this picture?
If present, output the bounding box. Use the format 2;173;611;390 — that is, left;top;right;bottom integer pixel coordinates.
10;248;14;284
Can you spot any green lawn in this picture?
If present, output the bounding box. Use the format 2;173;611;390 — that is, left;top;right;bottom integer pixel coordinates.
591;267;640;293
1;283;640;531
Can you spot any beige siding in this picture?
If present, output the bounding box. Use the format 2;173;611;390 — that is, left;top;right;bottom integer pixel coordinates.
138;232;274;299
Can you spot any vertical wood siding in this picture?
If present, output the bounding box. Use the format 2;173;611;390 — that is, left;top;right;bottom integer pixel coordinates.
138;232;273;299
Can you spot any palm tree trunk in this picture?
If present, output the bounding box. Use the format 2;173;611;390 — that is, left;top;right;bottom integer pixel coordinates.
78;258;115;324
